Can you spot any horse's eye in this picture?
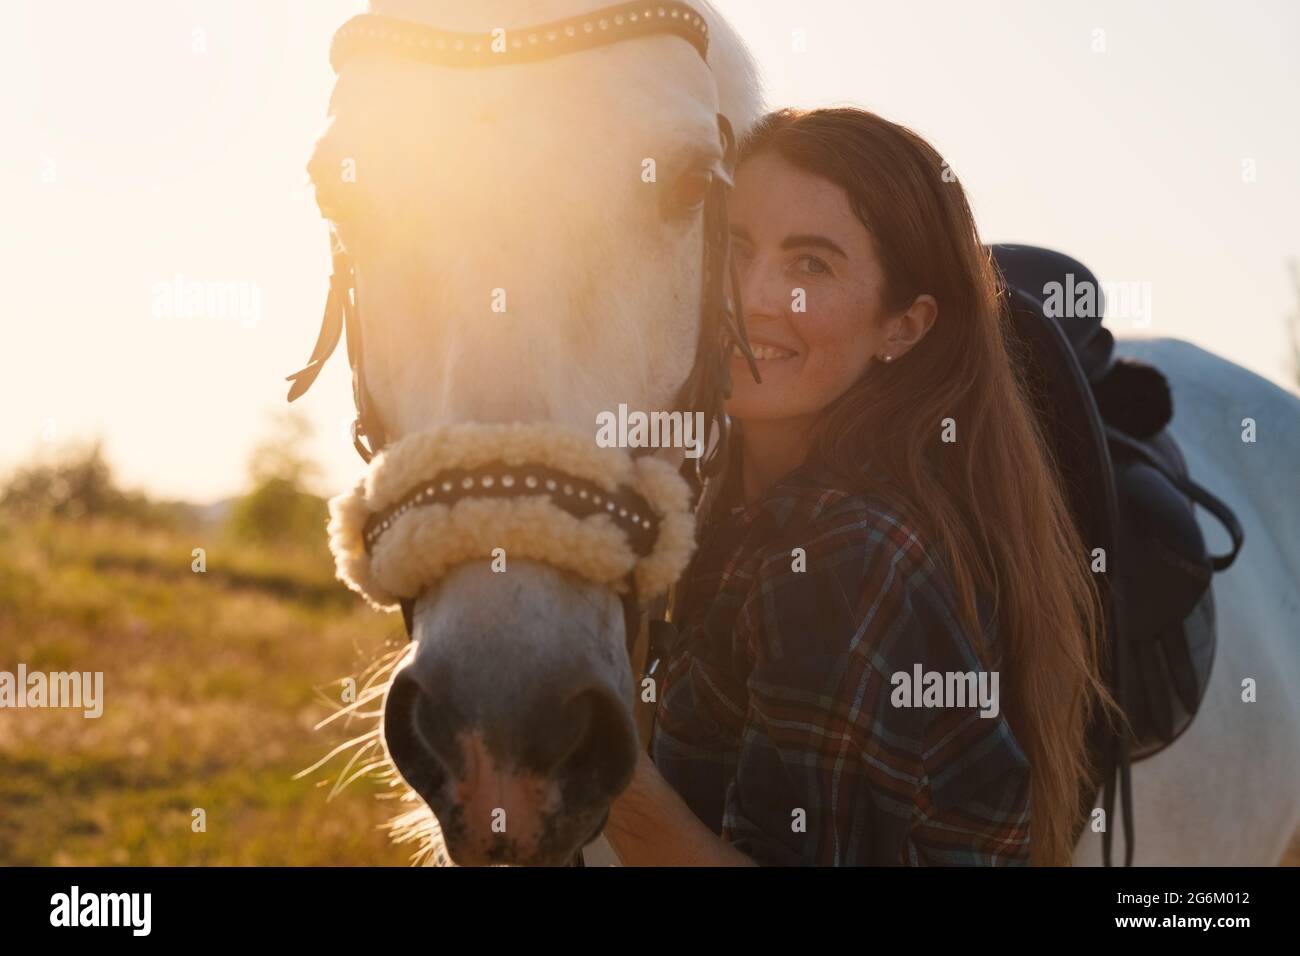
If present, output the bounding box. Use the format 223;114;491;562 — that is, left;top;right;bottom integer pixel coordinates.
667;169;714;216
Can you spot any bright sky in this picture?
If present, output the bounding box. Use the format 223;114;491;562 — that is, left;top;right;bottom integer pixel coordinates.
2;0;1297;503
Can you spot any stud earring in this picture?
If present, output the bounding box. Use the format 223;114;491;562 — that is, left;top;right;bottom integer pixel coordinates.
882;354;894;363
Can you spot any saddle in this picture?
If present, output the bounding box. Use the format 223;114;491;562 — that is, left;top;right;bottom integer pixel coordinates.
988;244;1244;866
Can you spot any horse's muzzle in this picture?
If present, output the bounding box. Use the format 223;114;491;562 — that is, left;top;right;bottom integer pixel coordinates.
381;581;639;866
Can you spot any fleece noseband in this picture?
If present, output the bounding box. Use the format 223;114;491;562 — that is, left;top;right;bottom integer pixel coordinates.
327;423;697;618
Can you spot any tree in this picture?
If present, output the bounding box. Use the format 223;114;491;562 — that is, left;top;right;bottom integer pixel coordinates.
0;440;121;520
225;411;328;549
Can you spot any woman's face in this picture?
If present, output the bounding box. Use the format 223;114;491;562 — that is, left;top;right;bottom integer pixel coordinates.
726;150;892;423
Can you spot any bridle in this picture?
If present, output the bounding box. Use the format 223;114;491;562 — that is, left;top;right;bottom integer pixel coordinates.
286;1;760;663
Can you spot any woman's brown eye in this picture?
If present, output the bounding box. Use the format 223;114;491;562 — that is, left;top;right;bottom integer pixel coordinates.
797;255;831;277
668;169;713;214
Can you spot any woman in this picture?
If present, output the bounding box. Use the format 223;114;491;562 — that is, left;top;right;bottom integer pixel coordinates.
603;107;1115;866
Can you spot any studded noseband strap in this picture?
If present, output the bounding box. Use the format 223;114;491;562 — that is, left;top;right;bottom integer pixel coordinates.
363;462;661;559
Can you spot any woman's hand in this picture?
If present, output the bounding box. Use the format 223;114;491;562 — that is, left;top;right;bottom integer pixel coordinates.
602;748;757;867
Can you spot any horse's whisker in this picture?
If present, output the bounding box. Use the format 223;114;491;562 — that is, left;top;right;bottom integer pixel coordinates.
329;755;390;800
293;727;381;780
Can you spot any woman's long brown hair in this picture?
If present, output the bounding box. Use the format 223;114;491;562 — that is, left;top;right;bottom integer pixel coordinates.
738;107;1117;865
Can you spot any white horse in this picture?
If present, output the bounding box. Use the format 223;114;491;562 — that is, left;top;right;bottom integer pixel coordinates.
1071;338;1300;866
307;0;1300;865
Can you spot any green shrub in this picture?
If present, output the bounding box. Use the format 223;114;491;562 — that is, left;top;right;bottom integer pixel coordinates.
225;477;329;549
223;410;329;552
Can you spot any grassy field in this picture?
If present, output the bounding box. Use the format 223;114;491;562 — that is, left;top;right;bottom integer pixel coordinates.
0;515;414;866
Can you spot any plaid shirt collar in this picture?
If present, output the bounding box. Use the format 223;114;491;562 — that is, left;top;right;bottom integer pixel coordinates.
710;453;865;537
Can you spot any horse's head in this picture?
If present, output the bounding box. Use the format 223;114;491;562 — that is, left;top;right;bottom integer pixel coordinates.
295;0;760;865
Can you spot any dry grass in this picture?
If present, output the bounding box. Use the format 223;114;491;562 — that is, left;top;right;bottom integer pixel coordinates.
0;516;412;865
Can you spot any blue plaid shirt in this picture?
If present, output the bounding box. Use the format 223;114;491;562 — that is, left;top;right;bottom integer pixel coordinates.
650;458;1031;865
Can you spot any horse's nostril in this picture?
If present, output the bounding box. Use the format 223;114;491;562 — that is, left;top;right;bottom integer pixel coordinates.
383;668;453;804
383;652;637;821
554;686;637;803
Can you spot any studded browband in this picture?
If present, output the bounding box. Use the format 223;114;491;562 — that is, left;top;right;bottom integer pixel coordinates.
329;2;711;73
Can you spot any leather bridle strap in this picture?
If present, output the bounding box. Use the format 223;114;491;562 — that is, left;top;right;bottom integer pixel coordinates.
285;237;388;461
674;112;760;490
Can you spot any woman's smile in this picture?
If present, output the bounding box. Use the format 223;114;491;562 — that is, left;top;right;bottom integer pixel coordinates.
734;341;799;362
